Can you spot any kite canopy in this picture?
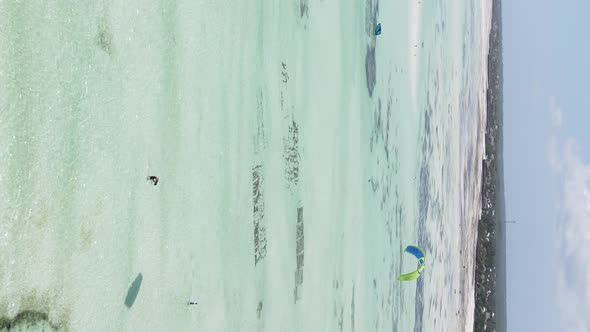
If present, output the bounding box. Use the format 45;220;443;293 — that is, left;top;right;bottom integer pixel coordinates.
397;245;426;281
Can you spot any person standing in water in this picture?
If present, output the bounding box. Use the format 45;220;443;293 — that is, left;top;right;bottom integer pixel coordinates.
147;176;159;186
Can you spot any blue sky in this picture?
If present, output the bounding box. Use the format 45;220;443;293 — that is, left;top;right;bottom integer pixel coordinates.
504;0;590;331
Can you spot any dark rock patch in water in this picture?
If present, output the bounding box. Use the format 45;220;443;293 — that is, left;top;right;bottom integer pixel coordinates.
96;11;114;55
0;310;62;331
252;164;267;265
294;207;304;302
364;0;379;96
256;301;263;319
300;0;309;18
365;46;376;97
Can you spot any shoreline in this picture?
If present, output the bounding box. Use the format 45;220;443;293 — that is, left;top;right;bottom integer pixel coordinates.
472;0;505;330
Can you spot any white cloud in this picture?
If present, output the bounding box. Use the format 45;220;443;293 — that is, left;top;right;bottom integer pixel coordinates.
552;109;590;330
547;136;562;172
547;96;565;172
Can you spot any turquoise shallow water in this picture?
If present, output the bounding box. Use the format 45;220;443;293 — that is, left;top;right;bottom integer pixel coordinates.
0;0;491;331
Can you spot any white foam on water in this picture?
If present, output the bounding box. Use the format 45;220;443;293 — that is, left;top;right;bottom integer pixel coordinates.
408;1;423;108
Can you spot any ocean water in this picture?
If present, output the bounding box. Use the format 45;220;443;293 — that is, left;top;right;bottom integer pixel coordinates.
0;0;491;331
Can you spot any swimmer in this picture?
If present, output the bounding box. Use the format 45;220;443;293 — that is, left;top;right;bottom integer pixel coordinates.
147;176;159;186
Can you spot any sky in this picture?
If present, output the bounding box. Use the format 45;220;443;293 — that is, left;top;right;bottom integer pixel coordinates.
503;0;590;331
